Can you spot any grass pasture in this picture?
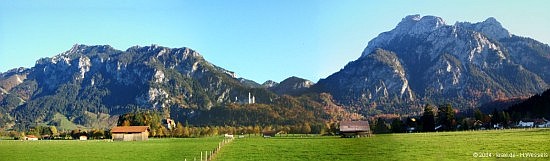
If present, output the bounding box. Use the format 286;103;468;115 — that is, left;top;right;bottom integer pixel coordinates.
217;128;550;161
0;137;223;161
0;129;548;161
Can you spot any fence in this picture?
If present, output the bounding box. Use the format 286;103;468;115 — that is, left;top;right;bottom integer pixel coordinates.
185;137;234;161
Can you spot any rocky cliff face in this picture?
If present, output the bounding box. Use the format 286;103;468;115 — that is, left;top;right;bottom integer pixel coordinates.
317;15;549;115
1;44;281;129
1;44;361;130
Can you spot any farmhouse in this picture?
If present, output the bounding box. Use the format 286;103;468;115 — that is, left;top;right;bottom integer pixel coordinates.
262;130;279;138
339;121;371;138
25;135;38;141
111;126;150;141
224;133;234;139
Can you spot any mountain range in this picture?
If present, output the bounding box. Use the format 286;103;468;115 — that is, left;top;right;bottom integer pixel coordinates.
1;14;549;130
315;14;549;116
0;44;358;130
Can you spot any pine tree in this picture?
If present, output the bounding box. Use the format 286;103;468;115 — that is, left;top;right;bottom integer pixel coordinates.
374;118;390;134
422;104;435;132
391;118;403;133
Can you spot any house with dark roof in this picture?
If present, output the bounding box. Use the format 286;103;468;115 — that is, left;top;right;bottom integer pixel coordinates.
111;126;150;141
262;130;280;138
339;121;372;138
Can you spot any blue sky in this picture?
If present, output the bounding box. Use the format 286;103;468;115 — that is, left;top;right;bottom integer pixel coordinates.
1;0;549;83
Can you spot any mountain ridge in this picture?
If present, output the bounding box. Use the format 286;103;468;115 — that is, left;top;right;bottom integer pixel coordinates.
316;15;549;116
1;15;549;130
0;44;360;130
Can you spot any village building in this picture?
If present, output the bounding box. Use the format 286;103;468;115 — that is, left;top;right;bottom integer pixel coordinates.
536;118;550;128
518;120;535;128
235;92;256;104
79;135;88;141
24;135;38;141
262;130;279;138
224;133;234;139
111;126;150;141
165;118;176;130
339;121;372;138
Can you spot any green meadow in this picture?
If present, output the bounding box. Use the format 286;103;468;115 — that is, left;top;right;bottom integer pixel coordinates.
1;129;549;161
0;137;222;161
217;129;550;161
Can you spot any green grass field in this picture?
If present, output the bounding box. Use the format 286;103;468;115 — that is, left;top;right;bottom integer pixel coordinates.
0;129;548;161
216;129;550;161
0;137;223;161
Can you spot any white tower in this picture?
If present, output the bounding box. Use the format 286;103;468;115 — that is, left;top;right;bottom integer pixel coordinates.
248;92;252;104
252;95;255;104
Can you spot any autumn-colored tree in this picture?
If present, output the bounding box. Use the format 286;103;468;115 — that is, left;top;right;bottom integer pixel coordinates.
122;120;131;126
175;122;184;137
49;126;59;137
302;123;311;135
253;125;261;136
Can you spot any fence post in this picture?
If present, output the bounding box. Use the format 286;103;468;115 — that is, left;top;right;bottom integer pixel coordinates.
200;151;202;161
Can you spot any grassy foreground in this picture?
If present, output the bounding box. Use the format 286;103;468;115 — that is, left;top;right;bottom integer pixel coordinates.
0;129;548;161
0;137;222;161
216;129;550;161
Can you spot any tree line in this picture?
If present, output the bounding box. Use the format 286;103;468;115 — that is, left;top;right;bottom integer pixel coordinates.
371;103;523;134
117;110;341;138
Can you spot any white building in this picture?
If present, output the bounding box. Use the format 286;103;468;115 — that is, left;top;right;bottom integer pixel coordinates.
518;121;534;127
248;92;255;104
537;118;550;128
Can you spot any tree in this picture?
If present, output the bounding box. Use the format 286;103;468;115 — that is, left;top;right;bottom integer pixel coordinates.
183;126;190;138
279;126;290;136
91;129;104;139
19;132;26;140
474;108;483;121
175;122;184;137
156;127;165;138
391;118;404;133
70;129;80;139
253;125;261;136
437;104;456;131
122;120;131;126
49;126;58;138
302;123;311;135
374;118;390;134
422;104;435;132
501;111;511;128
491;108;501;127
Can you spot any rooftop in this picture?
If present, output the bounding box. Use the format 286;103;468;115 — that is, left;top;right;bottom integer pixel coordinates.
340;121;370;132
111;126;150;133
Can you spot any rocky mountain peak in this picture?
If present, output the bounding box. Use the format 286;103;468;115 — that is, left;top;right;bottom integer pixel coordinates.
362;15;446;57
403;15;446;34
268;76;314;96
319;15;549;117
476;17;511;40
64;44;116;55
262;80;279;88
361;15;513;58
396;15;446;30
455;17;511;40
